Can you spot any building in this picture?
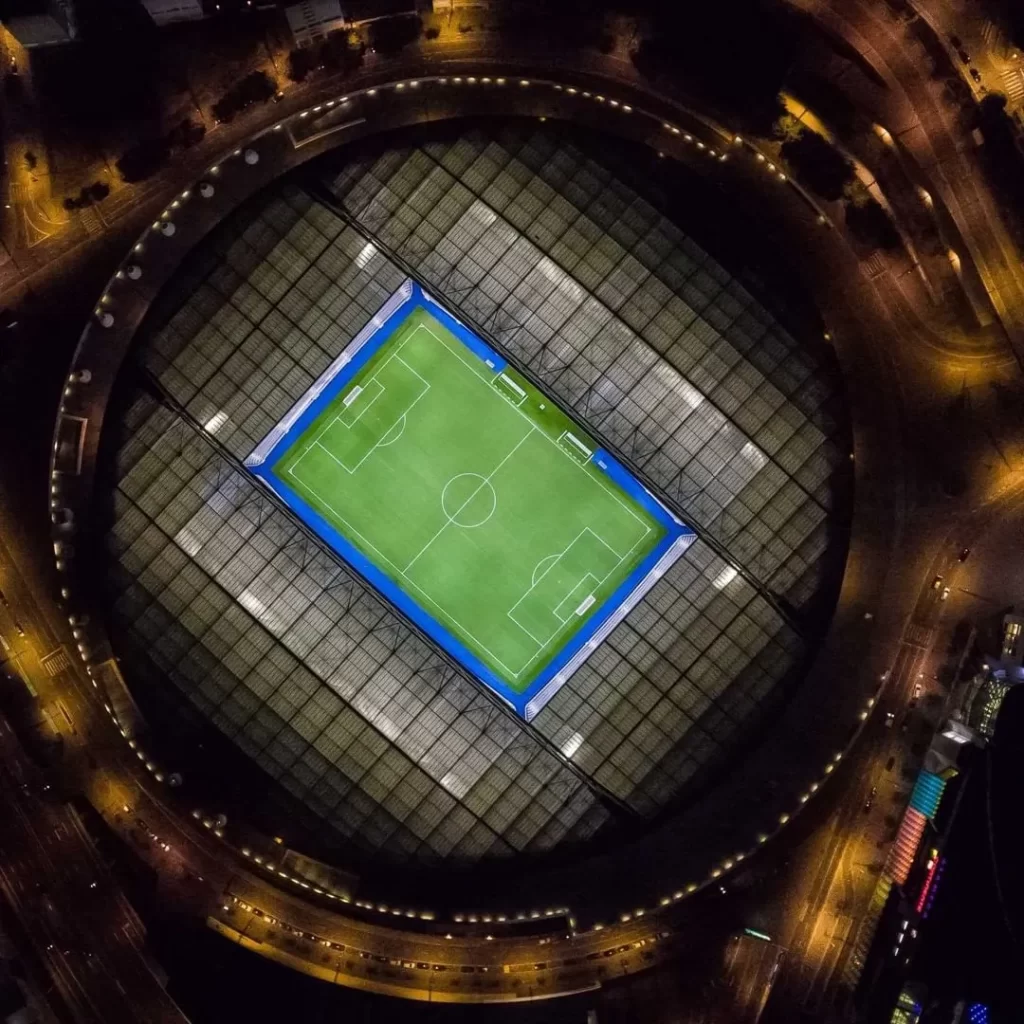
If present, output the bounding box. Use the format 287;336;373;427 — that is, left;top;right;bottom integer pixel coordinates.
103;123;848;900
889;985;925;1024
998;611;1023;667
284;0;346;47
1;0;76;48
139;0;205;26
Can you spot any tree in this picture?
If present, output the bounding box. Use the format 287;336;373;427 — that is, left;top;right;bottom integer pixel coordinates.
320;29;364;74
116;138;171;183
632;2;798;133
63;181;110;210
845;197;901;251
166;119;205;150
789;72;858;136
287;46;317;83
781;129;855;201
212;70;275;124
368;16;422;55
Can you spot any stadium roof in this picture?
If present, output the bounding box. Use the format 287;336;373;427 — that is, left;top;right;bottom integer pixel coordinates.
103;124;848;873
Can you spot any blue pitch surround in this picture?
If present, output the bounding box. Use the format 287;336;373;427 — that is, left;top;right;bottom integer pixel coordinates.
246;281;695;719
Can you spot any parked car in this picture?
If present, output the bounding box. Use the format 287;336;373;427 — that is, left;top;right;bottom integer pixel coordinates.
863;786;877;813
885;711;895;728
940;586;950;601
931;575;943;590
958;548;971;562
957;48;971;64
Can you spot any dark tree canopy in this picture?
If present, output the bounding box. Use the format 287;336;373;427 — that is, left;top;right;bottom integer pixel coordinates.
632;0;799;133
116;138;171;183
288;30;364;82
781;130;854;202
212;71;275;124
287;47;317;83
368;16;422;55
845;198;901;251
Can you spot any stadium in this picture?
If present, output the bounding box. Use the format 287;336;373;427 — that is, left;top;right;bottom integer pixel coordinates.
28;47;908;985
8;2;1006;1014
90;114;850;911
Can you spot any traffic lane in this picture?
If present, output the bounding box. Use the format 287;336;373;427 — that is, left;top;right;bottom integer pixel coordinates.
943;501;1024;617
725;934;785;1022
0;794;181;1023
764;640;930;996
766;507;989;1014
0;816;134;1022
0;724;184;1021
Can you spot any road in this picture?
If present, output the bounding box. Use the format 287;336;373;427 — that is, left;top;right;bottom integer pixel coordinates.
786;0;1024;366
0;712;188;1024
724;932;786;1022
758;474;1024;1022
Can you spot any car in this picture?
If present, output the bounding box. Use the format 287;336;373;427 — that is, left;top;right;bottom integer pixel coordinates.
932;575;943;590
12;620;24;636
940;586;950;601
957;48;971;64
885;711;895;728
913;683;922;699
886;756;896;771
863;786;877;813
950;35;962;48
958;548;971;562
970;68;982;83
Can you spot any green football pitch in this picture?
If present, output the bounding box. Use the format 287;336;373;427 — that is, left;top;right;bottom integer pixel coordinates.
274;306;666;694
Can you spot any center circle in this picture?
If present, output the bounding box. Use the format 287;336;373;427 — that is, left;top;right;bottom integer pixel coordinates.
441;473;497;528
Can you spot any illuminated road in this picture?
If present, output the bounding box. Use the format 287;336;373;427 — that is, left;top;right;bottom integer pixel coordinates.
759;478;1024;1021
0;712;188;1023
724;932;786;1022
785;0;1024;366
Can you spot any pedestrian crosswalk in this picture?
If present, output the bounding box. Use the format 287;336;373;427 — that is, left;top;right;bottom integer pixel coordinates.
903;623;934;650
842;875;894;989
1001;67;1024;105
40;647;71;677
